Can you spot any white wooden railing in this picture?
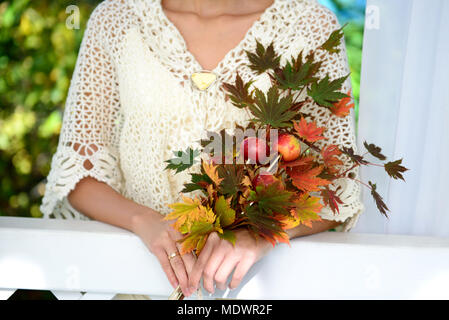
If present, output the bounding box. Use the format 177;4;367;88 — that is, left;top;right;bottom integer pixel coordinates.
1;216;449;300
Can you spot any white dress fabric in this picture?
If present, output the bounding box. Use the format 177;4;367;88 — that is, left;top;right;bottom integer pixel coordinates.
40;0;364;232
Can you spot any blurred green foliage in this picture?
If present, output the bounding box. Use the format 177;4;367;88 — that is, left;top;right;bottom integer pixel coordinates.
0;0;365;218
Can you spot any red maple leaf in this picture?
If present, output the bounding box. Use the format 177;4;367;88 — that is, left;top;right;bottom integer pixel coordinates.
331;90;354;118
279;155;315;169
321;187;344;215
321;145;343;173
286;165;331;192
293;117;326;143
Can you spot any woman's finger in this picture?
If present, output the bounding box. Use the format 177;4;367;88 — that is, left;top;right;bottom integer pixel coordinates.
165;242;191;297
214;254;239;291
154;248;178;289
188;232;219;292
202;249;226;293
229;255;256;290
178;244;196;274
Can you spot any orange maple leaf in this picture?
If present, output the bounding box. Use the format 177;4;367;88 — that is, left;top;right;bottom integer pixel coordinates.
332;90;355;118
286;165;331;192
279;155;315;169
293;117;326;143
290;194;323;228
202;160;223;186
259;227;291;247
321;144;343;173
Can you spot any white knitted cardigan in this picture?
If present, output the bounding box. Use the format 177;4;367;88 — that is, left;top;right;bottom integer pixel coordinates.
40;0;364;231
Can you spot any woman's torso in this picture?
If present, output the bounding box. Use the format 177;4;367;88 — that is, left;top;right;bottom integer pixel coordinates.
101;0;322;214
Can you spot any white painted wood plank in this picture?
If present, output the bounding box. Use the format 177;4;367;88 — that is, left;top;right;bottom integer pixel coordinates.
1;217;449;299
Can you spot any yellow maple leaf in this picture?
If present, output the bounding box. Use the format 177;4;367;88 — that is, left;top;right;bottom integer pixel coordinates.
165;196;214;233
289;193;323;228
203;160;224;186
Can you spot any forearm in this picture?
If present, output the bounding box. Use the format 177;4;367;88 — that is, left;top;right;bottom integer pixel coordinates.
286;219;341;239
67;176;156;233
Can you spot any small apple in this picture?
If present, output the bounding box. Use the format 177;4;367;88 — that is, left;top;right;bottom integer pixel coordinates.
252;173;282;188
240;137;270;164
275;133;301;162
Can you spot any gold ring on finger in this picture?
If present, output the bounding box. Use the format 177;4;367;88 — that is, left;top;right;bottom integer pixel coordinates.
168;251;180;260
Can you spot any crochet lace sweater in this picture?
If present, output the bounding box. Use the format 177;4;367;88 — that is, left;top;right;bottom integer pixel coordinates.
40;0;364;231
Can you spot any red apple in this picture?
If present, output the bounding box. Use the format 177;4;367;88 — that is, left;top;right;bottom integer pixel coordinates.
252;173;282;189
275;133;301;162
240;137;270;164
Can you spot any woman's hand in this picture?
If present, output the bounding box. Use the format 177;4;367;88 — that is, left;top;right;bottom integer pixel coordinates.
188;229;273;294
131;209;196;297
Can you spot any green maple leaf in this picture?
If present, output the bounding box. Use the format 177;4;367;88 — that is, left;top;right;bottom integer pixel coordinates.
245;204;289;246
307;74;350;109
246;41;281;75
217;164;245;196
164;148;200;173
247;182;295;215
274;51;322;91
180;220;215;254
222;73;254;109
248;86;296;128
218;230;236;246
320;24;347;54
214;196;236;228
181;173;212;193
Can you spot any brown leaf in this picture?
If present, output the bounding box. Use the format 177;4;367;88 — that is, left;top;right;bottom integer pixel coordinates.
384;159;408;181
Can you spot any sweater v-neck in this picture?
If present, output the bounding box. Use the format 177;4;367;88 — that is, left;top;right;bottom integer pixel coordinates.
132;0;282;87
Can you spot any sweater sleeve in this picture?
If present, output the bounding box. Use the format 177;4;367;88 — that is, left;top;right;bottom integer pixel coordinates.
297;3;364;231
40;4;123;220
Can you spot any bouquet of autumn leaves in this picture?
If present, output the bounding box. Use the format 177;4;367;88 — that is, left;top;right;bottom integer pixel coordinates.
164;26;408;257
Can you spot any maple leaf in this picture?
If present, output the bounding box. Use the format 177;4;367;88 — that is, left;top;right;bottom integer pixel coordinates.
307;74;350;109
246;41;281;75
321;145;343;173
279;155;315;169
274;50;322;91
331;90;355;117
341;147;369;165
202;160;224;186
384;159;408;181
245;205;290;247
217;164;245;196
214;196;236;228
319;24;347;54
321;187;344;215
286;165;331;192
164;148;200;173
290;194;323;228
165;196;214;233
369;181;389;217
363;141;387;161
222;73;254;109
218;230;236;246
293;117;326;143
181;173;213;193
247;182;295;215
247;86;296;128
179;220;215;254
